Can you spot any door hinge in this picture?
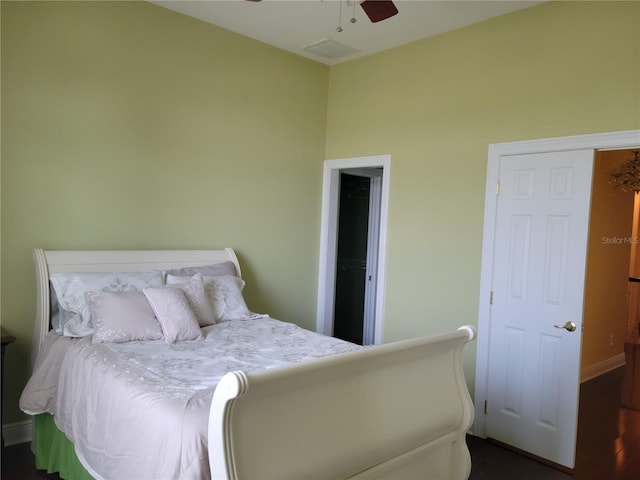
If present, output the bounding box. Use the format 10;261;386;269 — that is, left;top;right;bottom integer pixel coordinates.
496;181;501;195
484;400;488;414
489;291;494;305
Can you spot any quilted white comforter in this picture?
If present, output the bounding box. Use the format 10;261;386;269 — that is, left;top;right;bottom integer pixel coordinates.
20;318;361;480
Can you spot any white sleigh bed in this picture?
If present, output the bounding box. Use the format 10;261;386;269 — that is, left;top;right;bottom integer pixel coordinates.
21;248;476;480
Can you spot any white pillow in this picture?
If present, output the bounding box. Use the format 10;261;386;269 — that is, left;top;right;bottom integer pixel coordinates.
163;261;237;280
50;271;163;337
143;287;203;344
50;284;75;332
202;275;253;322
85;291;163;344
165;273;216;326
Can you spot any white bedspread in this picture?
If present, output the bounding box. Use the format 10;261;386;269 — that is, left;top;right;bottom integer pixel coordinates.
20;318;361;480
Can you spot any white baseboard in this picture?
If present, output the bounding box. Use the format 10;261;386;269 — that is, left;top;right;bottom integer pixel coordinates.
581;352;626;383
2;419;32;446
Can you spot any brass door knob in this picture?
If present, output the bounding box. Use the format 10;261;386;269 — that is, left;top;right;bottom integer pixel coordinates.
553;321;577;332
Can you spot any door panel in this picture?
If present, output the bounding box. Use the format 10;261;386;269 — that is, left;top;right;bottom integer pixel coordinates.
363;176;382;346
486;149;594;468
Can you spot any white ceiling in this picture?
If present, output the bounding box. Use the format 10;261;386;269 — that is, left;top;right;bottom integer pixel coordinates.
150;0;545;65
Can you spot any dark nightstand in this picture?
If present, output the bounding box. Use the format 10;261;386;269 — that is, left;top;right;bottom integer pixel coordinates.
1;327;16;449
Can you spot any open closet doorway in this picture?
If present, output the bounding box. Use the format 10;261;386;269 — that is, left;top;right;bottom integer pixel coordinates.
317;155;391;346
333;169;382;344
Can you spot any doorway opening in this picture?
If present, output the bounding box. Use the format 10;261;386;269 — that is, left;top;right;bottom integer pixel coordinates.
333;170;382;345
317;155;391;346
581;148;636;384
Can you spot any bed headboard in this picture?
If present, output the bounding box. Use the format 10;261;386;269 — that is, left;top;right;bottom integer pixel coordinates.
31;248;240;365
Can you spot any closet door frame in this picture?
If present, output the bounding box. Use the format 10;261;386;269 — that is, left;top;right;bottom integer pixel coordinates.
316;154;391;345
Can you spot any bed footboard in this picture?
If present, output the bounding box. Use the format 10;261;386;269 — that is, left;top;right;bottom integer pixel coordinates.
209;325;476;480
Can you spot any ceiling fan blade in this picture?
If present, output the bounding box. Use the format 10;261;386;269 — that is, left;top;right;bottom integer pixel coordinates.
360;0;398;23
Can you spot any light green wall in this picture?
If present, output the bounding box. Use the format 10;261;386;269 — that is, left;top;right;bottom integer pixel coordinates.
1;1;329;424
325;1;639;385
2;0;639;428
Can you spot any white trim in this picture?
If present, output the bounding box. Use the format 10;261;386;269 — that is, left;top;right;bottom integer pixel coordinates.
474;130;640;438
317;168;341;337
2;420;32;446
581;353;626;384
317;154;391;345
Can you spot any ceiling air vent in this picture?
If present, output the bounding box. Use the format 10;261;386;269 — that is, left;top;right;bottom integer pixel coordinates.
302;39;360;60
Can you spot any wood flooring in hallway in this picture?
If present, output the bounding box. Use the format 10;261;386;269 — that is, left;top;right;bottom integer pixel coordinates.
469;366;640;479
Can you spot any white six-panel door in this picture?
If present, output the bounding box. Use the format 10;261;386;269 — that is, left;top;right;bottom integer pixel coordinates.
485;149;594;468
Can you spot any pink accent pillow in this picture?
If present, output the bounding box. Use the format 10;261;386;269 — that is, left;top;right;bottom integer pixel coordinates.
143;287;203;344
165;273;216;326
85;291;163;344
